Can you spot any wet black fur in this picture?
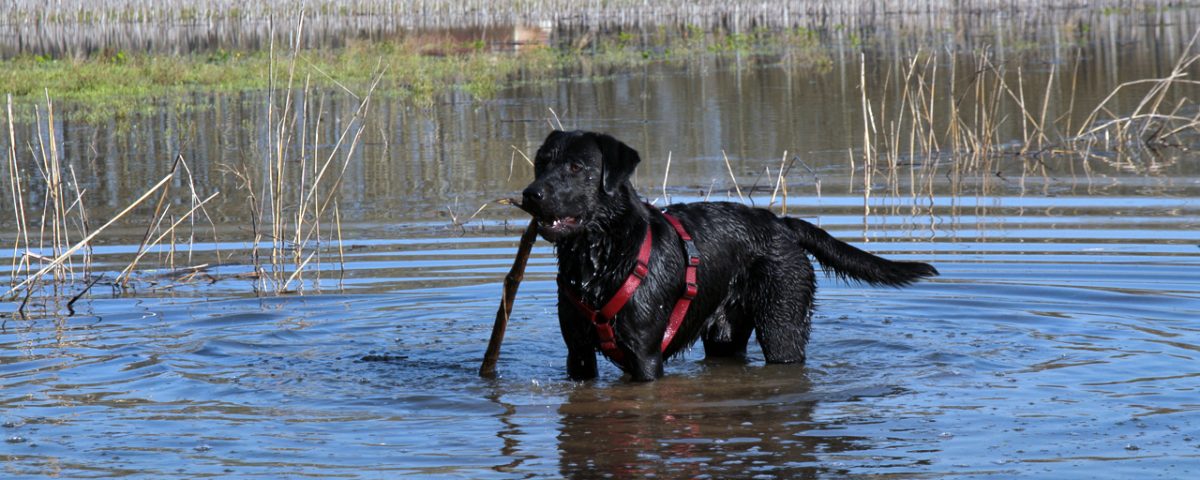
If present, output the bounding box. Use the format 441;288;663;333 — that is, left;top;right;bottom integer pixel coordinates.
521;130;938;381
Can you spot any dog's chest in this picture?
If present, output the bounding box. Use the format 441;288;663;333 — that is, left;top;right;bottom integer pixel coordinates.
557;238;633;300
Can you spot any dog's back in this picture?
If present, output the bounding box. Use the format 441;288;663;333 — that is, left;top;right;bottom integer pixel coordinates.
664;201;937;287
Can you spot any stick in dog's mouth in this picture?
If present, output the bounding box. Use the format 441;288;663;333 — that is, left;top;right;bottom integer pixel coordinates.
500;198;581;234
498;197;533;214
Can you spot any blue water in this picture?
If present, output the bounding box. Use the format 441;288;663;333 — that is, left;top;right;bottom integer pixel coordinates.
3;186;1198;478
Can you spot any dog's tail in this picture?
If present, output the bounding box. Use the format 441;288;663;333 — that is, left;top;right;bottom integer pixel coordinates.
784;217;938;287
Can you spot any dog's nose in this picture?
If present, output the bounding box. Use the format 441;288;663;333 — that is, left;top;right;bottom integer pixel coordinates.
522;185;544;205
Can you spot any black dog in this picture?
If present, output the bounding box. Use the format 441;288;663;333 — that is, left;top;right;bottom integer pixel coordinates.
521;130;937;381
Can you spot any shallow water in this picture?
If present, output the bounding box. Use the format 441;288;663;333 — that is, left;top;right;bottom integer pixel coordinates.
4;12;1200;479
3;189;1198;478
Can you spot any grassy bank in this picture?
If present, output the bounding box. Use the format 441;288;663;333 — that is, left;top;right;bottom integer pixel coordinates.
0;27;828;122
1;40;557;121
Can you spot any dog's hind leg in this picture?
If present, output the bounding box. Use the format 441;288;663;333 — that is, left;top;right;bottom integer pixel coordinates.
747;248;816;364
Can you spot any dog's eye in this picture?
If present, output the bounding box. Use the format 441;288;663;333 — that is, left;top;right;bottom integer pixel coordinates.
568;162;584;173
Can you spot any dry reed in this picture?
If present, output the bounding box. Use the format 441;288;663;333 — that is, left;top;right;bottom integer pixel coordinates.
240;12;385;293
854;35;1200;207
2;11;390;313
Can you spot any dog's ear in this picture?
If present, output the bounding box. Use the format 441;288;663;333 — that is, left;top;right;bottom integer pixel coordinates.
593;133;641;195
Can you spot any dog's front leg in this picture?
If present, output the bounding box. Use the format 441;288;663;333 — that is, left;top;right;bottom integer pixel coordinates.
558;304;598;380
564;348;597;379
565;346;598;380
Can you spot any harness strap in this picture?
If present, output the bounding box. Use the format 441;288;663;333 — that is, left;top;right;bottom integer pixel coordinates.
660;211;700;352
559;224;652;363
559;209;700;363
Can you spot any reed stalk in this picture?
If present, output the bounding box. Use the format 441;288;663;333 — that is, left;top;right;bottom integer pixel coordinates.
3;88;224;314
846;41;1200;232
7;172;175;301
115;191;219;286
6;94;30;289
721;149;743;201
231;11;385;294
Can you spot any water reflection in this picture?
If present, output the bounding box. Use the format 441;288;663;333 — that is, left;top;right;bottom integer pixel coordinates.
4;29;1199;243
556;362;868;478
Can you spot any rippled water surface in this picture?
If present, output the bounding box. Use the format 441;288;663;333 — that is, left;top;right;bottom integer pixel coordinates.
5;190;1198;478
4;16;1200;478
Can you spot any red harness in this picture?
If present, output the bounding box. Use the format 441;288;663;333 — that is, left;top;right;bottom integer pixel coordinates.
559;210;700;363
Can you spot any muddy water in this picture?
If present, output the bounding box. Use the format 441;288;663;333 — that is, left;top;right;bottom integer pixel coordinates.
4;18;1200;480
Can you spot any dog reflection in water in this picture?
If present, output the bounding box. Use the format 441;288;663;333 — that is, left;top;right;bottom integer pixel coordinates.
554;365;867;477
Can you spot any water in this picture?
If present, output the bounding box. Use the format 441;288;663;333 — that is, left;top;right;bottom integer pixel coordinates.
3;196;1198;477
3;13;1200;479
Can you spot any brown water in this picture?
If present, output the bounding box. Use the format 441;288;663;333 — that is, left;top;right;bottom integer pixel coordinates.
3;11;1200;479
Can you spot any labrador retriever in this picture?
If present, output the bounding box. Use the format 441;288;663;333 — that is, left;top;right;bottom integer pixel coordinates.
520;130;937;381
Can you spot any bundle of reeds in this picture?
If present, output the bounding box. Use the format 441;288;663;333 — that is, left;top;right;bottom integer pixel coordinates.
2;14;385;317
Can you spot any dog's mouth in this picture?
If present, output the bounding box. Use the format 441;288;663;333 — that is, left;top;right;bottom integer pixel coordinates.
507;197;584;240
533;214;585;242
538;215;580;233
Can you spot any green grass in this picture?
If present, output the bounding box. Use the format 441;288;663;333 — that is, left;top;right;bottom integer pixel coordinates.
2;42;555;121
0;30;832;122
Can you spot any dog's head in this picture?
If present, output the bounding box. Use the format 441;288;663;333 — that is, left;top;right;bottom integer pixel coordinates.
521;130;641;242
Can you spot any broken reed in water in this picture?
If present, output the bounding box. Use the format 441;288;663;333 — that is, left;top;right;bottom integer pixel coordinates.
2;15;379;315
3;88;225;315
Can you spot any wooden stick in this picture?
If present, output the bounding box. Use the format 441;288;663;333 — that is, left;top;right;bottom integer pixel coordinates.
479;219;539;378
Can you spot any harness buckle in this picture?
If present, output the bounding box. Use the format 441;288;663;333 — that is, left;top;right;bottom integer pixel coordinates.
633;261;649;279
684;281;699;299
595;322;615;340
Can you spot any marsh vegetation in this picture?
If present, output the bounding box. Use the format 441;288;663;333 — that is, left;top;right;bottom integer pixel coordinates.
3;1;1198;309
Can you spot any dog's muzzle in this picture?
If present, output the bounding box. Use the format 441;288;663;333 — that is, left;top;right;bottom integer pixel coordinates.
521;184;582;240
